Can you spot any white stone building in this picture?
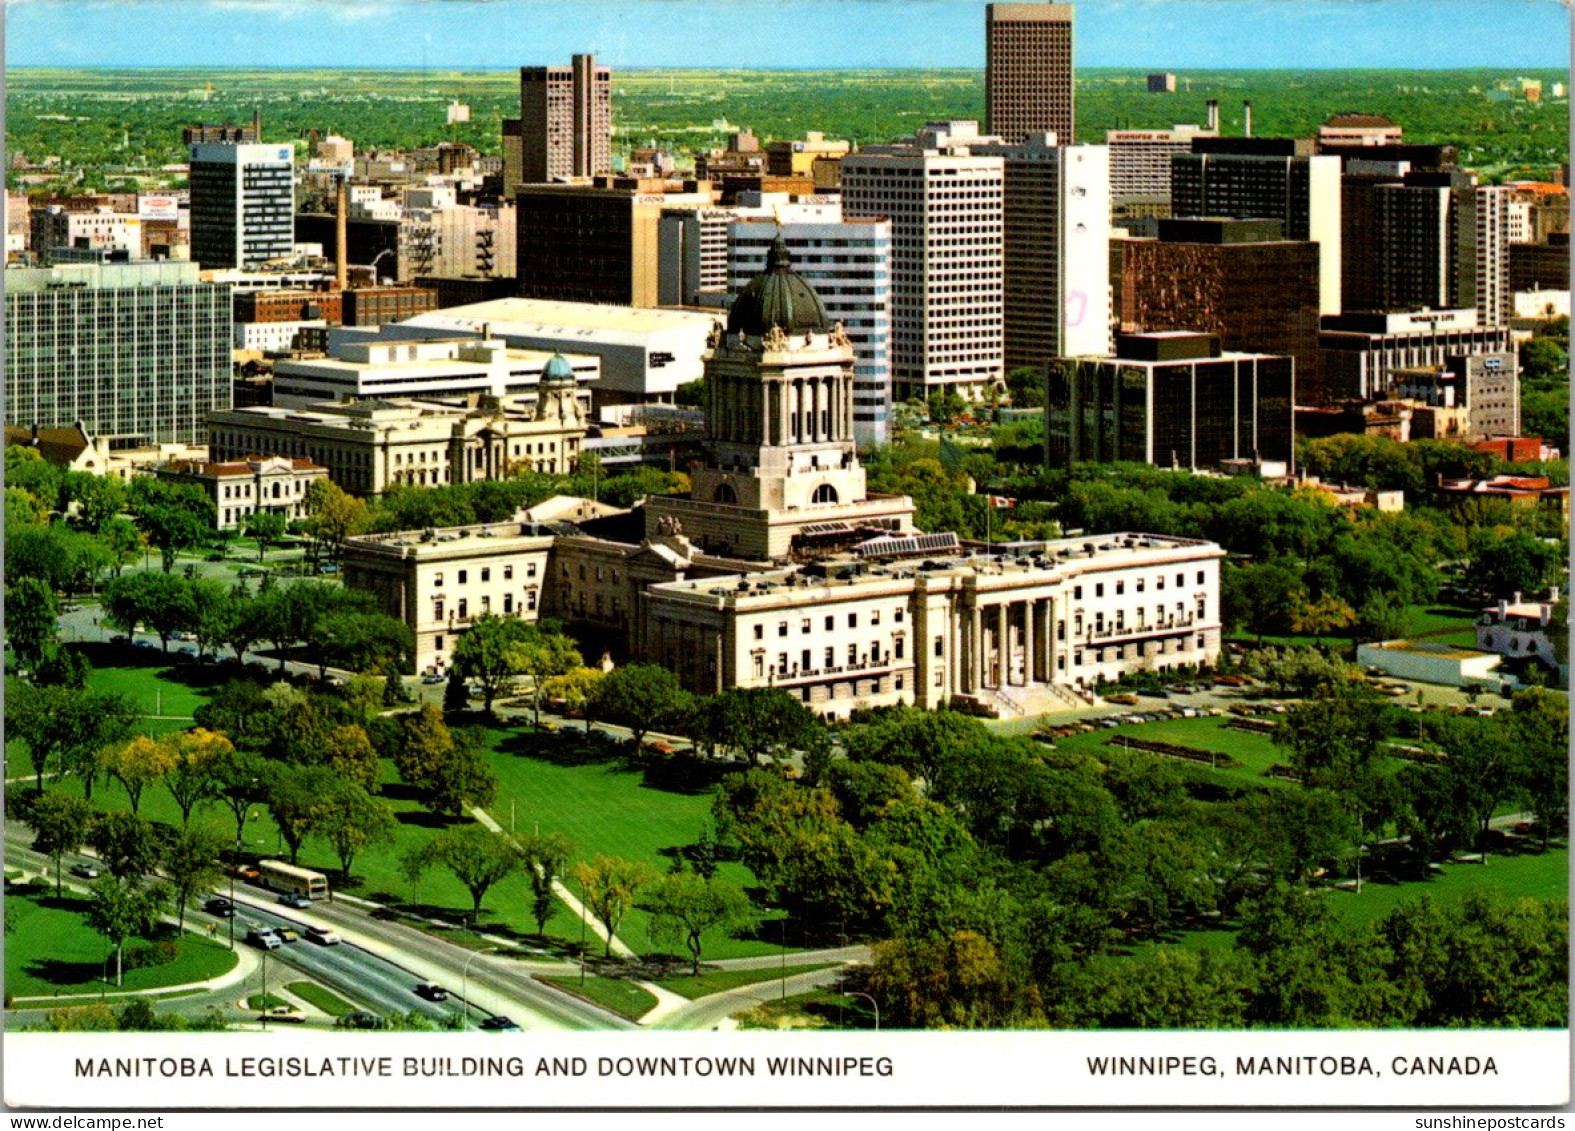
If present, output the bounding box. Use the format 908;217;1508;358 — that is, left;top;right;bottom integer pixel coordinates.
155;454;328;530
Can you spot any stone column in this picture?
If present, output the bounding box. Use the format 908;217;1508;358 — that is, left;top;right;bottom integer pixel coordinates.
994;603;1008;689
966;603;981;693
1023;598;1036;685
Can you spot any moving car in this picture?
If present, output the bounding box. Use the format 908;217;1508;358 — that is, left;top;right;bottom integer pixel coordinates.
203;896;235;918
278;892;312;910
273;926;299;944
414;982;449;1002
478;1016;520;1032
69;862;100;879
246;927;281;950
304;925;341;946
257;1005;306;1024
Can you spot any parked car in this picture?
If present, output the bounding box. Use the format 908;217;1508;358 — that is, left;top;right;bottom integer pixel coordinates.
414;982;449;1002
246;927;281;951
478;1015;520;1031
278;893;312;909
338;1012;387;1030
1106;693;1140;706
421;672;445;685
257;1005;306;1024
304;925;341;946
203;896;235;918
69;862;100;879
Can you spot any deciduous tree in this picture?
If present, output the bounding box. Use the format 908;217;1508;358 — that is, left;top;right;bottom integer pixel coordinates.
637;872;756;975
572;855;657;958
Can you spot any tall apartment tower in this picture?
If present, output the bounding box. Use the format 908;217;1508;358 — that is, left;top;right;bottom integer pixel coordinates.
518;54;611;183
971;134;1112;371
5;260;231;445
728;209;894;448
188;142;295;270
986;4;1075;145
1172;138;1342;315
841;122;1006;402
1372;170;1508;329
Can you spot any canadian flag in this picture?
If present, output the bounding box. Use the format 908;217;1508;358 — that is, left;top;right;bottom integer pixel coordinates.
987;495;1016;509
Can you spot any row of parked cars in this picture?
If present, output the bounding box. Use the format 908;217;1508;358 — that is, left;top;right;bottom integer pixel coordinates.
1037;705;1227;742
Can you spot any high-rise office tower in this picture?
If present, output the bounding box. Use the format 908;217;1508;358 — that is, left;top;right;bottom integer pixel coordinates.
5;260;231;444
1371;169;1509;328
1106;125;1216;212
985;4;1075;145
188;142;295;270
971;134;1111;371
841;122;1005;402
1172;137;1342;315
518;54;611;183
729;209;894;448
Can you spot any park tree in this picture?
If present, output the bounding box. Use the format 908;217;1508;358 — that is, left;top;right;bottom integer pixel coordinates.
102;571;196;651
317;782;398;880
100;517;144;579
5;681;133;794
404;825;519;923
1507;687;1570;848
519;831;575;937
637;873;756;975
24;791;95;896
868;928;1025;1029
301;479;368;561
186;579;234;661
315;610;413;677
320;724;382;794
244;510;288;562
264;764;337;866
208;745;271;850
1468;528;1561;601
217;585;263;663
1288;592;1356;638
1005;365;1046;408
540;667;605;731
162;728;232;826
159;825;225;932
511;623;582;726
572;855;658;958
451;613;532;714
88;811;161;882
588;663;689;749
61;471;127;534
1429;715;1519;863
1355;591;1412;642
99;735;178;815
705;687;826;765
86;879;170;987
6;576;59;671
129;479;213;572
392;706;497;816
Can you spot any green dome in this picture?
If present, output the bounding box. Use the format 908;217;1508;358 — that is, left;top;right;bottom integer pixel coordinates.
725;238;830;338
542;353;576;384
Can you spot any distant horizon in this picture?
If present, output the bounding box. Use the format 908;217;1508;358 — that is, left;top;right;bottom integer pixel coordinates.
6;0;1570;70
7;63;1570;74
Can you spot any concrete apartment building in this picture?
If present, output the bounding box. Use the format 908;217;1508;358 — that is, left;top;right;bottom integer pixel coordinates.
518;54;611;184
728;211;894;448
1373;170;1510;330
5;260;231;445
970;134;1112;372
271;335;598;408
1388;352;1521;440
985;3;1075;144
840;122;1006;401
1171;137;1342;316
155;455;328;530
1114;217;1322;402
514;177;712;308
1318;308;1512;403
1045;331;1296;471
189;142;295;270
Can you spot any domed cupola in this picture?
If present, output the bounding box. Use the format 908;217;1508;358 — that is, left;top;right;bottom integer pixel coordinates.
541;352;577;386
725;238;830;338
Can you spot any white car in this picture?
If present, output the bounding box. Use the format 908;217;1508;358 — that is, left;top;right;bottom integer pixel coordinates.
304;925;341;946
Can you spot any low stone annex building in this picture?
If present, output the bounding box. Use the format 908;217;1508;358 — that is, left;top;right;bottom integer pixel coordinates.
342;241;1224;716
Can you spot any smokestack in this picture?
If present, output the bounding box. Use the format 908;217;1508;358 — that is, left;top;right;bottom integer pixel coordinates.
335;177;349;292
1243;100;1253;138
1206;99;1219;132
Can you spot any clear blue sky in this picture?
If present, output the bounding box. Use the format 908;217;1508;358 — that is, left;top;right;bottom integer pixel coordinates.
6;0;1570;69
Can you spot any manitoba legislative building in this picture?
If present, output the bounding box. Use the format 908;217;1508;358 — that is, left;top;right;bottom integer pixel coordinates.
345;241;1224;718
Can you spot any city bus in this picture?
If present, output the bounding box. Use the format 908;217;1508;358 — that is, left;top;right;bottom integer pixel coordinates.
256;860;330;901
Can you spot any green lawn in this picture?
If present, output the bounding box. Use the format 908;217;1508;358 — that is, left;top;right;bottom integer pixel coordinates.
538;974;658;1021
4;887;238;997
287;980;356;1017
1051;714;1289;785
655;962;840;1000
247;992;287;1010
480;726;784;960
85;659;215;736
1326;844;1569;931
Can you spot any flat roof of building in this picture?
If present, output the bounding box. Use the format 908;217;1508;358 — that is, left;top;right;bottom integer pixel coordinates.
402;299;721;339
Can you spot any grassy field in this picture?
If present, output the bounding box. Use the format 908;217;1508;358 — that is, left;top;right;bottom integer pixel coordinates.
654;962;840;1001
1051;714;1290;786
84;655;216;736
1325;844;1569;930
4;887;237;998
286;981;356;1017
537;974;658;1023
